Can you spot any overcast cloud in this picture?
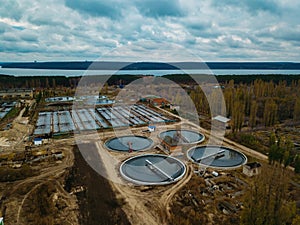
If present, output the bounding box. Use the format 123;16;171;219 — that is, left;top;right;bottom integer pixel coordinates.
0;0;299;61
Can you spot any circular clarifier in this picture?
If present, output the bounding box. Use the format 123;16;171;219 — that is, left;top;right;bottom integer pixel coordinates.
120;154;186;185
105;135;153;152
159;129;205;145
187;146;247;169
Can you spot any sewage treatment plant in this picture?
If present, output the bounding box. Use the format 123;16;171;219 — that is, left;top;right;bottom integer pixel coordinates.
32;101;248;186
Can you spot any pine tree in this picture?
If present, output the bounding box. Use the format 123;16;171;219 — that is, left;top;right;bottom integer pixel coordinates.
293;97;300;122
231;100;245;132
263;99;278;127
241;166;297;225
249;100;257;129
52;78;56;89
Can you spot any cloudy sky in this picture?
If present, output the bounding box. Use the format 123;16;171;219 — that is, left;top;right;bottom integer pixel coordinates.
0;0;299;62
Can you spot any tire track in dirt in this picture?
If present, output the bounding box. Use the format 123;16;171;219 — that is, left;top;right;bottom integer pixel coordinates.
3;141;75;225
158;164;193;222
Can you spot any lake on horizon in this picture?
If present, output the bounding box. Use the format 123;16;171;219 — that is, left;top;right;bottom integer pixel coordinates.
1;68;300;77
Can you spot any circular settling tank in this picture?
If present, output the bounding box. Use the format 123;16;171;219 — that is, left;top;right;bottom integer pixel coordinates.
105;135;153;152
120;154;186;185
187;146;247;169
159;130;205;145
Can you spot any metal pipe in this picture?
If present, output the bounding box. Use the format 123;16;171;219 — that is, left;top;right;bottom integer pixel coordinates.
194;150;225;162
145;159;174;181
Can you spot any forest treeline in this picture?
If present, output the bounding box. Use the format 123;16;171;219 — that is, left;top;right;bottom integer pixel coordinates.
190;78;300;131
0;75;80;89
0;74;146;89
164;74;300;85
1;74;300;89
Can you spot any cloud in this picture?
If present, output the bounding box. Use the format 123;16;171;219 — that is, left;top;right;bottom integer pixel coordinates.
28;15;68;28
184;20;221;39
0;0;299;62
211;0;281;15
258;24;300;44
0;23;8;34
2;33;19;42
64;0;123;19
135;0;185;18
0;0;23;21
21;32;39;42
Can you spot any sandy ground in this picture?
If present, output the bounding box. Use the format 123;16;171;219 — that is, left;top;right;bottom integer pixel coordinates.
1;138;79;225
0;106;33;150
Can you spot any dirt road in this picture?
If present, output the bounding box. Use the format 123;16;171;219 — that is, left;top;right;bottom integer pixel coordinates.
1;139;78;225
